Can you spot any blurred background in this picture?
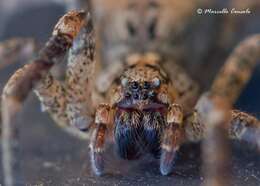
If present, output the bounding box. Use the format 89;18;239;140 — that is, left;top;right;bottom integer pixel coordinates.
0;0;259;185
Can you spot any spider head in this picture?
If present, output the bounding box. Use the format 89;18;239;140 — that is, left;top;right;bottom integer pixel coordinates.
122;78;160;107
116;63;168;110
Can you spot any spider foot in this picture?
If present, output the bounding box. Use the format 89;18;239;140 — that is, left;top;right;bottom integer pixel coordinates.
89;123;106;176
159;124;183;176
160;148;177;176
89;104;110;176
160;104;184;176
90;149;105;176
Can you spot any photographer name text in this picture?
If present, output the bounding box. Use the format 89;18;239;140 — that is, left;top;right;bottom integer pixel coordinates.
197;8;251;15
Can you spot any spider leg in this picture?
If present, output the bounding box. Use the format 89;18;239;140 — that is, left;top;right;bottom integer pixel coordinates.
194;34;260;186
65;17;96;132
0;38;38;128
184;108;231;186
229;110;259;149
89;104;112;176
35;13;96;138
34;74;72;131
160;104;185;175
210;34;260;105
1;10;87;186
184;109;259;185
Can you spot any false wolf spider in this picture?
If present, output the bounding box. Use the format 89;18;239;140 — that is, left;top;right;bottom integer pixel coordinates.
1;1;260;186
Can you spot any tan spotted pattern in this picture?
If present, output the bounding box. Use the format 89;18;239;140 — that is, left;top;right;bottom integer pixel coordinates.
0;3;260;186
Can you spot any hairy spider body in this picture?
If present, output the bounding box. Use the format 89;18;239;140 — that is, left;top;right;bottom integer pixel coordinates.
109;55;171;159
0;1;260;186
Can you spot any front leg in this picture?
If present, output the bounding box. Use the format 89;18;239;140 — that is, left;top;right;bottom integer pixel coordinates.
160;103;185;175
35;13;96;139
89;104;112;176
1;11;87;186
65;16;96;131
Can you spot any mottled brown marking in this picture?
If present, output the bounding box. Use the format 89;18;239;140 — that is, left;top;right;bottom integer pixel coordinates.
167;104;183;124
1;11;88;186
211;35;260;105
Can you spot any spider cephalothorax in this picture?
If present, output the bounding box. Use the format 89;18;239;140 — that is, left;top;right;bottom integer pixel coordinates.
113;54;172;109
1;1;260;186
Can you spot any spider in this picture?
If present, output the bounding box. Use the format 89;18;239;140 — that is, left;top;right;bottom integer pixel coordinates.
0;1;260;186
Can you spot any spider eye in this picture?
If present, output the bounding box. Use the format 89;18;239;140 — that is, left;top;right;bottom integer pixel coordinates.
152;77;160;87
121;78;128;87
141;92;148;100
143;81;150;89
148;91;156;98
131;81;139;90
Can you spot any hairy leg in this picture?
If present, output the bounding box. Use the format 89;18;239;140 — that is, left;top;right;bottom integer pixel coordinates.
0;38;38;128
194;34;260;186
89;104;112;176
184;109;259;186
185;110;259;146
34;13;96;139
210;34;260;105
1;10;87;186
65;16;95;132
229;110;259;148
34;74;69;128
160;103;185;175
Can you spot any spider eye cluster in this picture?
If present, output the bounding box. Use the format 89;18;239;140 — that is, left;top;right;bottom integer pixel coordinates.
131;81;139;90
121;78;160;101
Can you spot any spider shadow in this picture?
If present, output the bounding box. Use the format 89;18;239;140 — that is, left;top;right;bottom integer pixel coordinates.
83;140;260;182
83;142;203;179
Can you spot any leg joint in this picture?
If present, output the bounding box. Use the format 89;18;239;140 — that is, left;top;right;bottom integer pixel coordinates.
95;104;111;124
167;103;183;124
